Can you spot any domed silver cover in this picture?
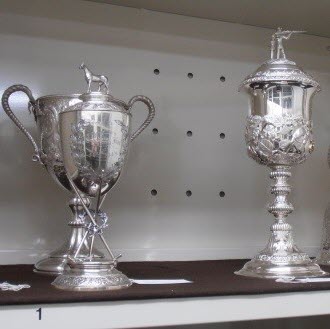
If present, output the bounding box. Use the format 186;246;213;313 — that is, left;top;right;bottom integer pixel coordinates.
240;58;320;91
240;28;320;91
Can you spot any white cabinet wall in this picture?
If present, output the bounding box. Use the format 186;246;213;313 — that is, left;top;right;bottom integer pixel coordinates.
0;1;330;328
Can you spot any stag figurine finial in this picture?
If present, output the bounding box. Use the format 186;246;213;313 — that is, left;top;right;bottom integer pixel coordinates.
79;62;109;93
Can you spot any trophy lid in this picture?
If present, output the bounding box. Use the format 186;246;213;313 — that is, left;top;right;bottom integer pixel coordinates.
239;28;320;91
78;91;129;110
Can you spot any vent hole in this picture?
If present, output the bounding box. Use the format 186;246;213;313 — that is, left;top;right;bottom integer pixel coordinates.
187;73;194;79
154;69;160;75
186;190;192;197
220;133;225;139
151;189;158;196
186;131;193;137
219;191;225;198
152;128;159;134
220;76;226;82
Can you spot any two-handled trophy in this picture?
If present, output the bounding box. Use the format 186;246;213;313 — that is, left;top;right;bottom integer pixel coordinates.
1;63;155;283
1;84;104;274
236;28;327;279
51;64;155;290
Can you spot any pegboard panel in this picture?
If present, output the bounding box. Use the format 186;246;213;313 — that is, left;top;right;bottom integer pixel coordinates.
0;0;329;263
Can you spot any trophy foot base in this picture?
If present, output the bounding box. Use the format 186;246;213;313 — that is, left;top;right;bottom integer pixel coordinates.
34;248;104;275
34;257;68;276
235;251;327;279
315;250;330;266
51;259;132;291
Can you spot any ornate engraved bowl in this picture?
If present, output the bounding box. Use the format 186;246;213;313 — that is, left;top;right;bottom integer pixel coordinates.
243;84;316;167
59;93;131;197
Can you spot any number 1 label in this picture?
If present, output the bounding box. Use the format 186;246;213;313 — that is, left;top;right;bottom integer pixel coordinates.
36;307;42;320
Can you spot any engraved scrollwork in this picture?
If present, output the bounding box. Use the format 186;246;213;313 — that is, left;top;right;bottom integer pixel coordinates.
70;118;128;183
245;114;313;166
256;253;310;262
35;97;81;190
39;106;61;165
52;273;131;289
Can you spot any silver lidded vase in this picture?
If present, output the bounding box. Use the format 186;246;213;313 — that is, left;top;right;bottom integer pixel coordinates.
1;86;104;275
236;28;327;279
52;63;155;291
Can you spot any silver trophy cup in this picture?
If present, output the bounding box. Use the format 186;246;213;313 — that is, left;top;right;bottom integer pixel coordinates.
52;64;155;290
236;28;327;279
1;86;104;274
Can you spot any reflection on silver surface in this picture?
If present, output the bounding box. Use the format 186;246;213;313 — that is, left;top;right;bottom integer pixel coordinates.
267;86;293;110
236;28;326;279
61;97;130;197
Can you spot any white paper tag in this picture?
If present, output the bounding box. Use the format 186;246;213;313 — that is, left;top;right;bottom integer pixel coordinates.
132;279;192;285
276;277;330;284
0;282;31;291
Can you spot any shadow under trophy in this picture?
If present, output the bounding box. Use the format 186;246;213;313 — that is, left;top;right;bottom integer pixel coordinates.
236;28;327;279
52;64;155;290
1;83;106;274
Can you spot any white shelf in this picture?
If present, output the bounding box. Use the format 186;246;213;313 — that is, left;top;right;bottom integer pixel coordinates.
92;0;330;38
2;290;330;329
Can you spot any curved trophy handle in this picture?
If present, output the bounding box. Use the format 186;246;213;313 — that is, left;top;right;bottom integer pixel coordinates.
1;84;42;163
128;95;155;142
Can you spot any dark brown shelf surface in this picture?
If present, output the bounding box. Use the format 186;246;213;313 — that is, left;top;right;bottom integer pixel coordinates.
1;260;330;306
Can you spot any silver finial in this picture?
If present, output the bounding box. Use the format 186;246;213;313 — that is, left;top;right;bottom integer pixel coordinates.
271;27;305;59
79;62;109;93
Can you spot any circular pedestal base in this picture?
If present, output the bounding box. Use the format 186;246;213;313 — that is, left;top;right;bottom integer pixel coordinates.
34;257;68;276
236;254;327;279
34;250;104;275
52;260;132;291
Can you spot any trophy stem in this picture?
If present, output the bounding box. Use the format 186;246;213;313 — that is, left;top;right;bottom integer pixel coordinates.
34;197;104;275
235;165;326;279
268;165;295;252
67;177;117;261
52;180;131;291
